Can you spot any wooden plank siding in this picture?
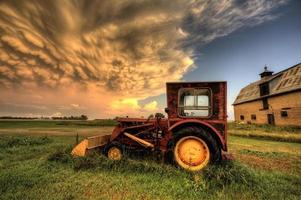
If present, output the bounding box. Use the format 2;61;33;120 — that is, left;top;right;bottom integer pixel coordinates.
234;91;301;126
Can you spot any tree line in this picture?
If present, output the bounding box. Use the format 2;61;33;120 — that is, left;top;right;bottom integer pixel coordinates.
0;115;88;120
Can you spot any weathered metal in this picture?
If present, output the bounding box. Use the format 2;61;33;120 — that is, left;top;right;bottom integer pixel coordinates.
71;134;111;156
124;132;154;148
174;136;210;171
72;81;228;171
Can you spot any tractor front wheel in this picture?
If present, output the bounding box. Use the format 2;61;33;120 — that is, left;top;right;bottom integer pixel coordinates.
106;145;123;161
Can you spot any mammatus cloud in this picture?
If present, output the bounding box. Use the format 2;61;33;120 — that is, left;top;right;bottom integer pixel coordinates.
0;0;288;118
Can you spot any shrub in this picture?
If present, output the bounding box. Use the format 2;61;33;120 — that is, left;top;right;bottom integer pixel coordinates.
47;147;73;163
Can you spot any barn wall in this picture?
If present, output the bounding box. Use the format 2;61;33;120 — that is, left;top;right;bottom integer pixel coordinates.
234;91;301;126
234;100;268;124
268;91;301;126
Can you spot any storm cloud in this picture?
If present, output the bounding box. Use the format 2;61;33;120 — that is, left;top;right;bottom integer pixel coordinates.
0;0;288;117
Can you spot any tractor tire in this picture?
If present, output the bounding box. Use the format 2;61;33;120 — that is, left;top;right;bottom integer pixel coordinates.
105;143;123;161
172;126;221;171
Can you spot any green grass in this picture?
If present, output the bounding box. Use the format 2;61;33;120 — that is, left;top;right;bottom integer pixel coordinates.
0;135;52;148
0;135;300;200
0;120;116;137
228;122;301;142
228;122;301;133
229;136;301;176
238;149;287;158
0;121;301;199
0;119;117;129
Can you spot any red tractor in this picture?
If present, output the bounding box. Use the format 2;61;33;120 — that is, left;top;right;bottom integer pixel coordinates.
72;82;227;171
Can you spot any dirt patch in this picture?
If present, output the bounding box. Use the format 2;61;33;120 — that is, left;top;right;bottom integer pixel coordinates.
234;153;301;175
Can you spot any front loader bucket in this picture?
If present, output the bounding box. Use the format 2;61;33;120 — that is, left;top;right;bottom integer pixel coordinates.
71;134;111;156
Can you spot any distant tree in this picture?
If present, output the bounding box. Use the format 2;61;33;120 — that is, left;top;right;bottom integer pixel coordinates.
0;116;38;119
80;115;88;120
50;115;88;120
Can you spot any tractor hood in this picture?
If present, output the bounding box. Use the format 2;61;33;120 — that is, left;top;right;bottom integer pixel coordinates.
116;117;153;123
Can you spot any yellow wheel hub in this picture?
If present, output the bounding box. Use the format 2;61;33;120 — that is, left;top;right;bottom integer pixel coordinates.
108;146;122;160
174;136;210;171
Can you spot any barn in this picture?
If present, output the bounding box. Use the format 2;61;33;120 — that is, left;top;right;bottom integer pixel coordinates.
233;63;301;126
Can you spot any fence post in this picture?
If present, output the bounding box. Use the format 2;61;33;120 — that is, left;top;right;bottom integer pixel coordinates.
76;133;79;145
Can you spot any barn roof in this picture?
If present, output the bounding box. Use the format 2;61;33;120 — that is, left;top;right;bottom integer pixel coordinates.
233;63;301;105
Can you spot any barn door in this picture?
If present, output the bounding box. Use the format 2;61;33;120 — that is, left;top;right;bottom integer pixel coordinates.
267;114;275;125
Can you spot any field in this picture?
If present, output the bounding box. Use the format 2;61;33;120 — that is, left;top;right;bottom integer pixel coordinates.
0;120;300;200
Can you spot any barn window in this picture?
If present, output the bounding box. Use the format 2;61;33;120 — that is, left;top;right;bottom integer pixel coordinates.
281;111;288;117
260;83;270;96
240;115;244;120
262;98;269;110
178;88;211;117
251;114;256;120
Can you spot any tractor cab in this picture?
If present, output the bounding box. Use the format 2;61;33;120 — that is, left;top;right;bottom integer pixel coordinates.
166;82;227;121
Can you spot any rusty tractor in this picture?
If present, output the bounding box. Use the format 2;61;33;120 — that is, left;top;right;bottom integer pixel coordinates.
72;82;228;171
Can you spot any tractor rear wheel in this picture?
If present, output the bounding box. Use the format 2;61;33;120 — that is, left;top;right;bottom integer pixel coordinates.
173;126;221;171
174;136;210;171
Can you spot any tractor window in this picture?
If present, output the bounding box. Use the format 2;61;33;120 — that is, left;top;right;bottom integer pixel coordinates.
178;88;211;117
184;95;194;106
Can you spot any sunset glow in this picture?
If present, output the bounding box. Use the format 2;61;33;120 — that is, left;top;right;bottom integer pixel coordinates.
0;0;297;119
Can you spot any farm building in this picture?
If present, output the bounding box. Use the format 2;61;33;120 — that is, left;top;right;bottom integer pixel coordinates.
233;63;301;126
